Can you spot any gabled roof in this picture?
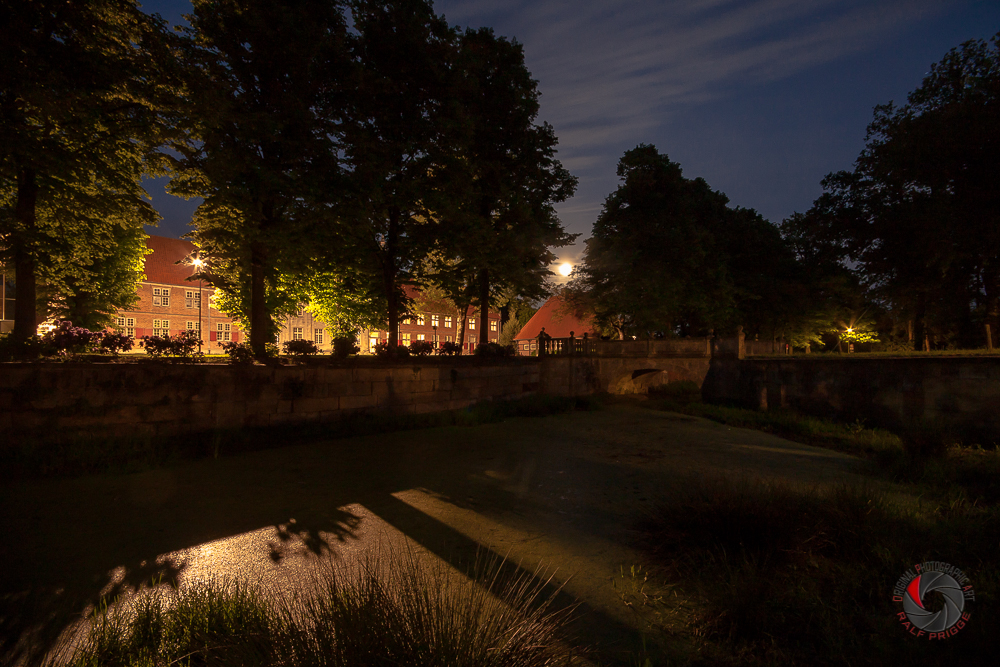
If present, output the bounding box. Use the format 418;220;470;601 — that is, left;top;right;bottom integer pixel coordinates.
515;294;597;340
144;235;200;286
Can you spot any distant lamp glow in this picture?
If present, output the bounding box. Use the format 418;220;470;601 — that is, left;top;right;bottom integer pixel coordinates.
846;327;853;333
192;258;204;268
558;262;572;277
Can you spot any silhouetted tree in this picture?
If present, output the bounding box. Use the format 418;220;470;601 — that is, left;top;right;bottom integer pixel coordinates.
170;0;350;357
793;32;1000;349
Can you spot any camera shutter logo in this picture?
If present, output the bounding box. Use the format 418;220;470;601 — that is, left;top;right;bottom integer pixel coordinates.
893;561;974;639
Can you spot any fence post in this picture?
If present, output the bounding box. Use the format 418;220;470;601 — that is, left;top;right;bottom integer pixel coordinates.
537;328;547;357
582;332;589;355
569;331;575;356
987;324;994;352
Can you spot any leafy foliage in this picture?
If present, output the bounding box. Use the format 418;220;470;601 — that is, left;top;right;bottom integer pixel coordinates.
473;342;515;358
139;330;202;361
98;331;134;357
791;33;1000;350
437;341;462;356
0;0;176;340
40;321;101;355
282;339;319;358
408;339;435;356
221;341;256;365
332;336;360;358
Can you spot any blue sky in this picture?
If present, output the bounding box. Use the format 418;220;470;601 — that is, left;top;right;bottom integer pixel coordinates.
141;0;1000;266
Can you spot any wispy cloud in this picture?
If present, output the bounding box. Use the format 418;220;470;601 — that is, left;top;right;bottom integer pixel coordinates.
437;0;944;237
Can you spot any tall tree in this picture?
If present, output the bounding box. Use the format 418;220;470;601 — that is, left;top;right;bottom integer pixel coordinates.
170;0;350;357
570;145;734;339
0;0;175;341
340;0;458;348
439;28;577;346
794;32;1000;349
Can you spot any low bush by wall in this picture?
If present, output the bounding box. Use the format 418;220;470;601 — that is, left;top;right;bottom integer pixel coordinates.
703;356;1000;444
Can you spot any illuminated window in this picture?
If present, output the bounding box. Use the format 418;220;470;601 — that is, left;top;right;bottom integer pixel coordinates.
153;319;169;337
469;318;476;330
115;317;135;337
402;317;412;325
153;287;170;307
185;291;201;308
445;335;452;342
315;329;324;345
293;327;303;340
369;335;378;350
416;314;425;326
444;316;452;328
490;319;498;332
402;333;411;344
217;322;231;341
431;314;439;327
417;333;425;341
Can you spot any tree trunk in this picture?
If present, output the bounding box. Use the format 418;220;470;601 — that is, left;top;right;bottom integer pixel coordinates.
456;303;469;352
385;206;400;347
983;267;1000;346
250;241;269;359
13;167;40;342
478;268;489;346
912;291;927;352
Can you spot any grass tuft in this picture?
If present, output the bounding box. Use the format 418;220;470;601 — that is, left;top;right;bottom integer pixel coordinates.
65;549;579;667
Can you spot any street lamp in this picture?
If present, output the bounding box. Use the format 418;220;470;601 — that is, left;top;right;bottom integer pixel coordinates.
192;258;204;355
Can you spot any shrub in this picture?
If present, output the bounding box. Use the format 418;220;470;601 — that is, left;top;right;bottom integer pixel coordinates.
374;341;410;359
221;341;256;365
0;333;53;361
99;331;134;357
473;342;514;358
41;321;101;355
332;336;360;358
283;339;319;358
409;339;435;356
437;341;462;356
139;331;202;361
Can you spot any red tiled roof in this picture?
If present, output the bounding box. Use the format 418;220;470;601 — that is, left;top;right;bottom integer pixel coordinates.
144;235;200;286
515;294;596;340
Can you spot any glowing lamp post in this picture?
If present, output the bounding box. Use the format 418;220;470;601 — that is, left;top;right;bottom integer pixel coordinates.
192;258;205;355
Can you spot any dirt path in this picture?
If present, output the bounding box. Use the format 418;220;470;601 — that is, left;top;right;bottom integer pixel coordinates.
0;401;867;664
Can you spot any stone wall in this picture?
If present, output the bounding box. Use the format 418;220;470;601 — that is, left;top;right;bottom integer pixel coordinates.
540;355;711;396
0;360;540;444
702;356;1000;442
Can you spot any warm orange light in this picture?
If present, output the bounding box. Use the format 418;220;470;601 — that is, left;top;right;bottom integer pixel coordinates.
558;263;572;276
193;258;204;268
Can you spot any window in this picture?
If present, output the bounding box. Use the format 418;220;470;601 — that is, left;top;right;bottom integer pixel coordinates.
490;319;498;332
416;334;425;341
293;327;303;340
469;317;476;330
431;314;440;327
416;314;425;326
315;329;324;345
217;322;231;341
185;291;201;308
369;335;379;350
153;287;170;307
402;317;412;325
153;319;169;337
445;335;453;342
401;333;411;344
115;317;135;337
295;307;304;317
185;321;201;332
444;316;453;328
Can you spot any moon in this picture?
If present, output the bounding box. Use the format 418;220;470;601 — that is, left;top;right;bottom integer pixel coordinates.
558;262;572;276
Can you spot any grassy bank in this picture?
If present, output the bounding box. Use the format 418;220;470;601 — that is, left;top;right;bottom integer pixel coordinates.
1;394;603;481
627;476;1000;666
620;383;1000;665
60;549;578;667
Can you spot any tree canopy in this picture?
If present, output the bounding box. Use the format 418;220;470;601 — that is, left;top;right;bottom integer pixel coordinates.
0;0;175;339
790;32;1000;350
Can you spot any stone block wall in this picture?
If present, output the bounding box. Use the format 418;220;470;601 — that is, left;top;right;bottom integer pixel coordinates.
0;360;541;445
703;356;1000;442
540;356;711;396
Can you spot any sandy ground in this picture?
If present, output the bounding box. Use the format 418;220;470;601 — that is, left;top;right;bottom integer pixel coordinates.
0;400;868;664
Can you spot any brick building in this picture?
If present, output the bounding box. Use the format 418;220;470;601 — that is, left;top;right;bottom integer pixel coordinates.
514;293;597;355
124;236;500;354
114;236;240;354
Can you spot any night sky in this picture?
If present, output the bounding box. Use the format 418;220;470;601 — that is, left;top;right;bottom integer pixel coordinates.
140;0;1000;268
